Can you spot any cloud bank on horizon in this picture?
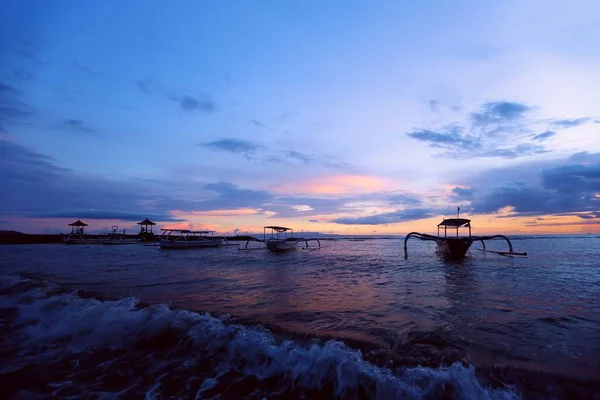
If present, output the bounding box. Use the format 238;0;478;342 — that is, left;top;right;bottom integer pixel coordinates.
1;0;599;234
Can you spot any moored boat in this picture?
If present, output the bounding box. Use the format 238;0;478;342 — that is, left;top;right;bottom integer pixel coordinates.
241;226;321;253
404;208;527;259
159;229;227;249
63;219;105;244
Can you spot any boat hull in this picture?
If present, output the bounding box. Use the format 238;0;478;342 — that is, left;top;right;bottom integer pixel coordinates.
266;240;299;253
435;238;473;259
102;239;142;245
159;238;225;249
63;235;105;244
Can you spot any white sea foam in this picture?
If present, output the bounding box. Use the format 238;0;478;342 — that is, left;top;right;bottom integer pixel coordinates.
0;274;521;399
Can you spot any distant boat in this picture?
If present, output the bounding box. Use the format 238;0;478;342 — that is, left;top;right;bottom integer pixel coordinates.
63;219;105;244
404;208;527;259
101;225;142;245
63;234;106;244
240;226;321;253
159;229;227;249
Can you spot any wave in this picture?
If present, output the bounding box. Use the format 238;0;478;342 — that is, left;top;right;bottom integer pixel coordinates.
0;273;520;399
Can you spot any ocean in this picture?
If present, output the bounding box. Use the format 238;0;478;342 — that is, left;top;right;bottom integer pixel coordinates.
1;236;599;399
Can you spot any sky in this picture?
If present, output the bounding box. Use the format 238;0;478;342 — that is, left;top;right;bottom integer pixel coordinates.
1;0;599;235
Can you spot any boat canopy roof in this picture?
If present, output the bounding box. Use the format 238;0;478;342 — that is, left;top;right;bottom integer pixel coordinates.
264;225;292;232
189;230;215;234
438;218;471;227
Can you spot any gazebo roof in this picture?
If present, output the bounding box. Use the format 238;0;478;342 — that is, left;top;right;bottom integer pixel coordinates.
68;219;88;226
137;218;156;225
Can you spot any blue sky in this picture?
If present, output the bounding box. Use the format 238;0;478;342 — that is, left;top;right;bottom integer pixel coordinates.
1;0;599;234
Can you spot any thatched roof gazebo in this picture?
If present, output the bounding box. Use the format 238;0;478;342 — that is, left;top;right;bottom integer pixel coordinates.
137;218;156;234
68;219;88;234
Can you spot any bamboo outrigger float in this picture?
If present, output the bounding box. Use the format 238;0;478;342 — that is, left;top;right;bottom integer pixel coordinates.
404;208;527;259
241;226;321;253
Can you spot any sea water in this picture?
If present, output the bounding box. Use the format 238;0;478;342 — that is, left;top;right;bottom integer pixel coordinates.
1;236;599;398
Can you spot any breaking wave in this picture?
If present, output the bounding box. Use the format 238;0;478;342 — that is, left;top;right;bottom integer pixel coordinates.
0;273;520;399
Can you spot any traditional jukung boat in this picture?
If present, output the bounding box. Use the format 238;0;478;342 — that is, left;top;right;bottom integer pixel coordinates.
403;209;527;259
241;226;321;253
63;219;105;244
158;229;227;249
102;226;142;245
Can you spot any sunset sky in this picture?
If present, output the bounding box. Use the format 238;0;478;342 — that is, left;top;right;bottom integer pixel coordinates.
1;0;599;235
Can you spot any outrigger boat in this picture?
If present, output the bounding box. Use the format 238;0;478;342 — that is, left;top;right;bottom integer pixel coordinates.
241;226;321;253
102;226;142;245
404;208;527;259
159;229;227;249
63;219;105;244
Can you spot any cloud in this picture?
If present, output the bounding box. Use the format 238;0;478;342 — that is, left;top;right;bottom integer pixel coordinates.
54;119;96;133
167;94;215;112
250;119;269;128
30;210;183;222
0;139;202;221
200;138;260;158
389;193;422;206
405;100;564;159
291;205;314;212
9;36;44;65
450;187;474;200
406;125;478;150
195;181;273;211
551;118;591;128
286;151;313;164
0;80;35;129
428;99;440;113
470;101;531;126
11;68;34;81
476;143;550;158
135;79;154;94
459;152;600;217
333;208;434;225
532;130;556;141
268;150;350;169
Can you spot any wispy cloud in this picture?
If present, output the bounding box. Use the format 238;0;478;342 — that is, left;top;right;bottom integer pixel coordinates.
167;94;216;112
405;100;567;159
470;101;531;126
54;119;96;134
11;68;34;82
133;79;216;113
250;119;269;128
200;138;260;159
0;80;36;130
532;130;556;141
197;181;273;211
333;208;434;225
551;118;591;128
135;79;154;94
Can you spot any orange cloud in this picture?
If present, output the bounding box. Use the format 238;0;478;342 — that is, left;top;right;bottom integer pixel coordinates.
271;174;400;196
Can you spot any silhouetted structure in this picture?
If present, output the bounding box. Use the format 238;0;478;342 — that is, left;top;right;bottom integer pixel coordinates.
137;218;156;234
137;218;157;241
68;220;88;234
